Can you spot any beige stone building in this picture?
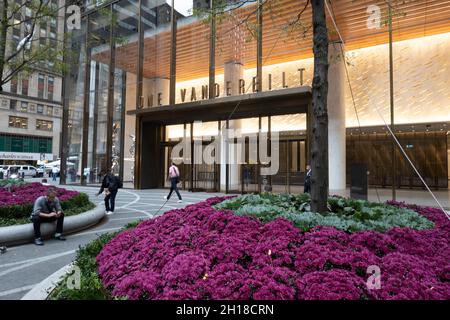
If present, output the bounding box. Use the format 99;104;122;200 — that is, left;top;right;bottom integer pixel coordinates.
0;0;65;166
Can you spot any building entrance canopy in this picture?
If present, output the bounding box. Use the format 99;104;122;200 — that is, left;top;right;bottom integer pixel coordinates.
132;87;312;190
128;87;311;125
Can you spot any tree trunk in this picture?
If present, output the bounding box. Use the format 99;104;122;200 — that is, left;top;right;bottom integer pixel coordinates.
0;0;8;92
310;0;329;213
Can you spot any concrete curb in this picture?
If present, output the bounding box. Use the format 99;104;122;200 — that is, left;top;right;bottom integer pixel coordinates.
0;205;105;246
21;263;74;300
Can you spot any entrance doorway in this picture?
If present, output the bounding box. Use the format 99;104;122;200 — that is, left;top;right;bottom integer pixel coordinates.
131;86;312;191
271;139;307;193
162;143;219;192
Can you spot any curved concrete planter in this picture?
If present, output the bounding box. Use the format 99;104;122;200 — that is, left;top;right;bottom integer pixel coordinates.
0;205;105;246
21;263;75;300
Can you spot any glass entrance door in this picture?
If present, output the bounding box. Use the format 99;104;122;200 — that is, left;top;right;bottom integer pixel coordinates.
288;140;307;193
269;139;307;193
162;143;219;192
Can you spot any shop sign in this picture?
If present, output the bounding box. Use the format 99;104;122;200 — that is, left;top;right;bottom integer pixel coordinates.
0;152;53;161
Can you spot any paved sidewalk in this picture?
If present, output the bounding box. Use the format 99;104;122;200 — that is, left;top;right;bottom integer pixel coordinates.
0;186;224;300
331;188;450;209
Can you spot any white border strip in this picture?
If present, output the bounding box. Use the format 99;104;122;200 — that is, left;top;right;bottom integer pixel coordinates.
21;263;74;300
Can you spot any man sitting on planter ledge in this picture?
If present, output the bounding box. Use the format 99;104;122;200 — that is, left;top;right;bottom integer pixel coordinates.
31;188;66;246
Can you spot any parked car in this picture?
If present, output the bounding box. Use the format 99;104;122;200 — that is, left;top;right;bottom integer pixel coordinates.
0;166;9;178
0;165;37;178
26;166;38;177
1;165;21;178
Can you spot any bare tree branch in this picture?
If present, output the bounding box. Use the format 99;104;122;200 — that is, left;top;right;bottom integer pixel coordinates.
4;1;43;64
287;0;310;28
6;1;28;21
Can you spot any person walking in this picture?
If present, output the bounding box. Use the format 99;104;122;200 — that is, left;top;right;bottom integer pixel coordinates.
304;164;312;194
244;166;251;188
165;162;182;203
52;166;58;181
97;170;122;215
31;188;65;245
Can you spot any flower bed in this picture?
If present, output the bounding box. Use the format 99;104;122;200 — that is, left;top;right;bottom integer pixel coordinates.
0;183;94;226
214;193;434;232
95;197;450;300
49;220;143;300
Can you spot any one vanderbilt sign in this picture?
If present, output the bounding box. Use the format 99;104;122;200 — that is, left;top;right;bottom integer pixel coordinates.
138;68;307;108
179;68;307;103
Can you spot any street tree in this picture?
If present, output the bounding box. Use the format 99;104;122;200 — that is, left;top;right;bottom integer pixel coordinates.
196;0;329;212
0;0;66;92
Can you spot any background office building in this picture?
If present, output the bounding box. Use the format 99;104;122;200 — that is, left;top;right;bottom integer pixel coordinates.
61;0;450;193
0;0;65;166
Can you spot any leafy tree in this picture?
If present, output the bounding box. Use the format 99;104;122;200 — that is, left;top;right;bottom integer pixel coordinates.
0;0;67;91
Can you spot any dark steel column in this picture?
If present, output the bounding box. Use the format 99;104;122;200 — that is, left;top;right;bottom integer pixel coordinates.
256;0;263;92
135;117;142;189
209;0;216;99
388;1;396;200
257;116;261;193
216;120;221;192
183;122;187;190
106;5;116;173
119;72;127;181
169;0;177;105
80;15;92;186
225;119;229;194
60;8;70;185
136;0;144;109
190;122;194;191
160;126;166;188
268;116;272;187
91;64;100;183
307;102;312;164
134;0;144;188
287;139;291;193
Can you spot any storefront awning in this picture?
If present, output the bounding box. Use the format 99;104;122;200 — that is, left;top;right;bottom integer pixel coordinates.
127;87;312;125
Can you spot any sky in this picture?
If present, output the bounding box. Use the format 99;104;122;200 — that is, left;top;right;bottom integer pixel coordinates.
167;0;193;16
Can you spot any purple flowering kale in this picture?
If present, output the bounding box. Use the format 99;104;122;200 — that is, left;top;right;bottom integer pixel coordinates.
112;270;162;300
297;270;368;300
96;197;450;300
0;182;79;206
370;252;449;300
201;263;252;300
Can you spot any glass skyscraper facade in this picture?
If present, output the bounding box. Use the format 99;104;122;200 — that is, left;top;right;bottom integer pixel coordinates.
61;0;450;192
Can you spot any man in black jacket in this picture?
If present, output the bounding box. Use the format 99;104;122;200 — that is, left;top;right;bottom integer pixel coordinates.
304;165;312;194
97;170;122;215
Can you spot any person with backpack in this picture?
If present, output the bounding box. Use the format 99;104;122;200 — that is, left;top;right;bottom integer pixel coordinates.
97;170;123;215
165;162;182;203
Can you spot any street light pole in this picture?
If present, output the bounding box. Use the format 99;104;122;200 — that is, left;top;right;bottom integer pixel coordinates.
388;0;396;200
